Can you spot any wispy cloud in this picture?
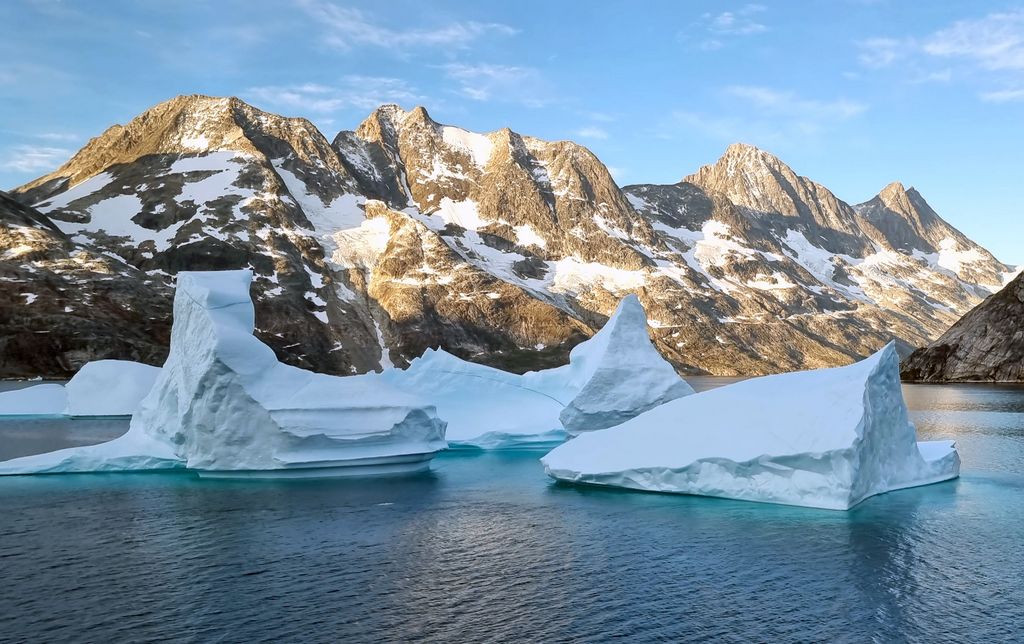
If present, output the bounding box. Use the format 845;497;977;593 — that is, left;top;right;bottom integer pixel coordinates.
858;10;1024;101
980;87;1024;103
1;145;71;173
924;10;1024;71
685;4;768;50
575;126;609;140
665;86;867;146
725;85;867;120
706;4;768;36
36;132;80;142
442;63;551;107
245;76;426;114
857;37;905;68
296;0;517;51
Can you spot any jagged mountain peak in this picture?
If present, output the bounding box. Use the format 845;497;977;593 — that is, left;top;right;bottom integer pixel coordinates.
16;94;336;194
684;142;871;254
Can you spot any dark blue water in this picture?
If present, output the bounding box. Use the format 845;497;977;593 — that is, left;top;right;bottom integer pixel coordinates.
1;380;1022;643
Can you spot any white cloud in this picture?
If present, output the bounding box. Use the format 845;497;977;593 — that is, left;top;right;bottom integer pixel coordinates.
924;10;1024;71
246;77;426;114
296;0;517;51
1;145;71;173
707;4;768;36
857;37;905;68
687;4;767;49
442;63;551;107
575;126;608;140
859;10;1024;102
725;85;867;120
980;87;1024;103
36;132;80;142
665;86;867;146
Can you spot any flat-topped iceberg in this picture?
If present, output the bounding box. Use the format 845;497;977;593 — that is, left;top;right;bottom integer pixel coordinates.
542;343;960;510
381;295;694;449
0;270;446;477
0;360;160;417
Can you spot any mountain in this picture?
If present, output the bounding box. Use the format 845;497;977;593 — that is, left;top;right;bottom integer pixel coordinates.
901;271;1024;382
0;189;170;377
4;96;1017;378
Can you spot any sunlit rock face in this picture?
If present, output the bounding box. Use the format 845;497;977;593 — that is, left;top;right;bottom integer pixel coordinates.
381;294;694;449
543;343;960;510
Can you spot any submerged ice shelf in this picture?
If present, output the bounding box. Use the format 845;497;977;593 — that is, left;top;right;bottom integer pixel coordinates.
542;343;960;510
381;295;695;449
0;270;446;477
0;360;160;417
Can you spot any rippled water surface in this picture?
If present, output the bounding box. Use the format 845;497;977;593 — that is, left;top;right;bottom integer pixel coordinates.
1;380;1023;642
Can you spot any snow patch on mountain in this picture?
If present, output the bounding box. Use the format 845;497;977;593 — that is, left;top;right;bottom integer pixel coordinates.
440;126;493;167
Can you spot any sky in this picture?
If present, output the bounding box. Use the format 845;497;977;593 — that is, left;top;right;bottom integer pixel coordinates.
1;0;1022;263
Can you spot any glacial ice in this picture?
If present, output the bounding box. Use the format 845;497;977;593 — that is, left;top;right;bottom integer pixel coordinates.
0;360;160;417
542;343;960;510
381;295;695;449
0;270;447;477
0;383;66;416
65;360;161;416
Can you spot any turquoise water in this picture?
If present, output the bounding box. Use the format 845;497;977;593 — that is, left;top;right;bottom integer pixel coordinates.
1;380;1022;642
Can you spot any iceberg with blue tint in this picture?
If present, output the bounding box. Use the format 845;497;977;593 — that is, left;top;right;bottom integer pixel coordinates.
542;343;960;510
0;360;160;417
382;295;695;449
0;270;446;477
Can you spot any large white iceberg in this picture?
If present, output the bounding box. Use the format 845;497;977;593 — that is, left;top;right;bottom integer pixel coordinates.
380;295;695;449
0;360;160;417
0;270;447;477
542;343;960;510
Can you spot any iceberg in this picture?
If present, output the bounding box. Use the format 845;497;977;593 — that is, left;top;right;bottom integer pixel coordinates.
542;343;960;510
0;270;447;477
0;360;160;417
0;383;66;416
65;360;161;416
381;295;695;449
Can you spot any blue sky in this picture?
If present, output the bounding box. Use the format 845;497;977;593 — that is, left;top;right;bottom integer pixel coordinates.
2;0;1022;263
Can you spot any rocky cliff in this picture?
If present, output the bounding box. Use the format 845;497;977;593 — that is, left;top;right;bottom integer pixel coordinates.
901;272;1024;382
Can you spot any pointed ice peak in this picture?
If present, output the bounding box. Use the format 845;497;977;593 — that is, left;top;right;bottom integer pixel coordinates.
559;294;695;433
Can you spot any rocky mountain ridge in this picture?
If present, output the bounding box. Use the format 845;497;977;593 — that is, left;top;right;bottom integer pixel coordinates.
901;271;1024;382
3;94;1018;377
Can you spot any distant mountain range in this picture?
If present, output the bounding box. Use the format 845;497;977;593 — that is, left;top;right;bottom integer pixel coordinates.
2;95;1018;378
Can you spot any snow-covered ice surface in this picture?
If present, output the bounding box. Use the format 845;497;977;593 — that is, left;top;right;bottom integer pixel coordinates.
65;360;161;416
0;384;66;416
0;360;160;417
0;270;447;477
381;295;694;449
542;343;960;510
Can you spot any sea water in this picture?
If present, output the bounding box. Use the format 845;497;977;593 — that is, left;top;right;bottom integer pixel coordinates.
0;380;1022;641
